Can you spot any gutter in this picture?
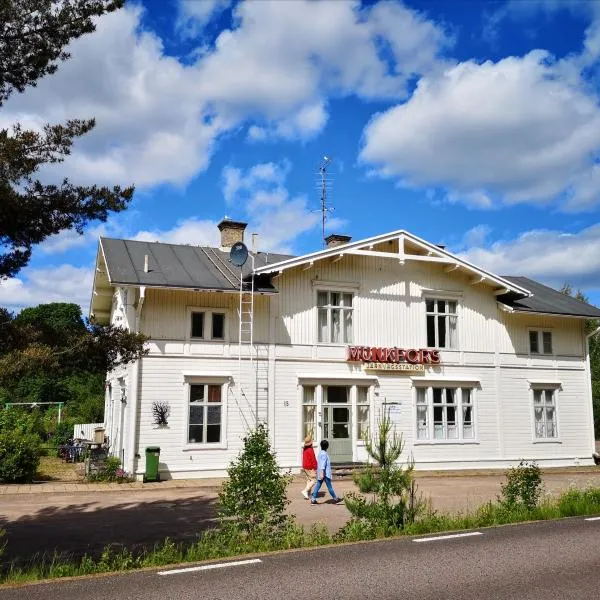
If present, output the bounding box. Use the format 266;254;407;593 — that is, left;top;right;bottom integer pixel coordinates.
586;325;600;341
126;286;146;477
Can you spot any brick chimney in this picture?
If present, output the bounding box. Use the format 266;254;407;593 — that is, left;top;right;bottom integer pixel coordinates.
325;234;352;248
217;218;247;251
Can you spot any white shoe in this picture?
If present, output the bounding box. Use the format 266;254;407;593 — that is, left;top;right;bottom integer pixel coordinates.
301;490;309;499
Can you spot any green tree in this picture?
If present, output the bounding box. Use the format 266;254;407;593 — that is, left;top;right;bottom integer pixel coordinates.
0;303;147;439
0;0;133;278
343;411;424;535
218;424;292;538
0;303;148;382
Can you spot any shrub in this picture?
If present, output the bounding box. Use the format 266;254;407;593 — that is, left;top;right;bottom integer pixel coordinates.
501;460;543;510
218;423;292;538
343;411;425;535
51;420;74;446
86;456;132;483
0;429;40;483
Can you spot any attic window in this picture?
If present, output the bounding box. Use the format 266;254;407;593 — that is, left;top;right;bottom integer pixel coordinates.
530;330;552;355
190;310;226;341
191;312;204;338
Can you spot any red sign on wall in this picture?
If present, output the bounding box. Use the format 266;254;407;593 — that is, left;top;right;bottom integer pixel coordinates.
346;346;441;365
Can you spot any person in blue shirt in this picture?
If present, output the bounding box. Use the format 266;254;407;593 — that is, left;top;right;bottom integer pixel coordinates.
311;439;343;505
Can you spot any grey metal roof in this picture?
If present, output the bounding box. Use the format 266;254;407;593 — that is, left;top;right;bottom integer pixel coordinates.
100;238;294;293
98;238;600;317
499;276;600;318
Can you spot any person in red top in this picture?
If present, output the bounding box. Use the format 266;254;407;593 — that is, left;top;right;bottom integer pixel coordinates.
301;435;318;499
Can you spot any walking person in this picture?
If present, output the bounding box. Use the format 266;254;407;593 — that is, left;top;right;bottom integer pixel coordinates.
311;439;343;505
301;435;317;499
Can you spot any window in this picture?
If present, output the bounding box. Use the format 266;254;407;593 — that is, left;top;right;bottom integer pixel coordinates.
533;389;557;439
415;387;474;441
212;313;225;340
357;387;370;440
302;386;316;439
190;310;226;341
529;330;552;354
317;291;353;344
426;299;457;348
188;384;222;443
191;312;204;338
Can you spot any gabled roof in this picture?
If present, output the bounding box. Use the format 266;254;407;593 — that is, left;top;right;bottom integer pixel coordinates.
99;238;293;292
498;277;600;319
253;229;532;297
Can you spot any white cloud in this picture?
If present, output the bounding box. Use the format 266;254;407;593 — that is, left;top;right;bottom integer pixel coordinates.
361;50;600;211
459;224;600;290
221;160;323;253
461;225;491;248
2;1;451;188
176;0;232;39
222;160;290;204
1;5;220;188
0;265;94;313
39;224;117;255
133;218;220;247
197;0;451;127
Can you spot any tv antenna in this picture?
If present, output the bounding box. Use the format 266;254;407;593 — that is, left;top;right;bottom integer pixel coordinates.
318;155;334;248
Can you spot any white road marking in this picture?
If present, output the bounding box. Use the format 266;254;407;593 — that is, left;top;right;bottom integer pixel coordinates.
158;558;262;576
584;516;600;521
413;532;483;543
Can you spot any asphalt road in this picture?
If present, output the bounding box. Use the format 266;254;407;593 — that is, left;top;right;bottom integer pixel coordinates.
2;517;600;599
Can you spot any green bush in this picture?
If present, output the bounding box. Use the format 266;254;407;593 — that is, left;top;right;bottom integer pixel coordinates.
50;420;74;446
86;457;132;483
218;423;292;538
0;429;40;483
501;460;543;510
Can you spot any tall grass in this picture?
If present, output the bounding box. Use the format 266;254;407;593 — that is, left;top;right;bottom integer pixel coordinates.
3;487;600;585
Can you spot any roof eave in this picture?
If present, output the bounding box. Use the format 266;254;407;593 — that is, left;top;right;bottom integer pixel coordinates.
498;302;600;319
254;229;531;297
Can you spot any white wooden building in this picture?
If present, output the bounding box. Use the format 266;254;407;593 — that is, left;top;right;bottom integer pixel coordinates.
89;220;600;479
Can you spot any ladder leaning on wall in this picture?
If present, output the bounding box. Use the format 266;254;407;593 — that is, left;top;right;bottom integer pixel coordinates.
237;252;259;426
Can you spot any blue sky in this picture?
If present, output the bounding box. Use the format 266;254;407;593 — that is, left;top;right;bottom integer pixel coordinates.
2;0;600;311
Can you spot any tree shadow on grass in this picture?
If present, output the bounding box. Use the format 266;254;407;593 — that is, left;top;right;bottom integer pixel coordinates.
0;491;219;570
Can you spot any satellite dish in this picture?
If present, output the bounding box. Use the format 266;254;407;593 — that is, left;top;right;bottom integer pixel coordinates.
229;241;248;267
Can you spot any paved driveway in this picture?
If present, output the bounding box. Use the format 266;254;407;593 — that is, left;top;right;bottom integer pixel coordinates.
2;470;600;567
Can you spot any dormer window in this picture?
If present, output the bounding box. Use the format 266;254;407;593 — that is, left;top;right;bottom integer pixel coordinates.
317;291;353;344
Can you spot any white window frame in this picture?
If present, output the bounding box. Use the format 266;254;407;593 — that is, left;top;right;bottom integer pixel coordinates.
187;307;228;342
529;382;561;443
182;374;230;450
315;288;355;345
528;329;553;355
424;295;459;349
355;385;371;444
413;384;477;444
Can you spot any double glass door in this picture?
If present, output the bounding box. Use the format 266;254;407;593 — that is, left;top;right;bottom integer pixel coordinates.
322;386;352;463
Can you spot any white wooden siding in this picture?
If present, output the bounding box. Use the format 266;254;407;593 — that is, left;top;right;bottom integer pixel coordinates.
104;251;594;477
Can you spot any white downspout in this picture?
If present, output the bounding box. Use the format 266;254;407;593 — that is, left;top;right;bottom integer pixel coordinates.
125;287;146;477
585;325;600;460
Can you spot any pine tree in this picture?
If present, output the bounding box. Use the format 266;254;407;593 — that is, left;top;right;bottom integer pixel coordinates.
0;1;133;278
218;424;292;538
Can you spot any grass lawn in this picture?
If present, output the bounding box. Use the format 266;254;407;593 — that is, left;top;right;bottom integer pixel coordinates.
35;456;80;482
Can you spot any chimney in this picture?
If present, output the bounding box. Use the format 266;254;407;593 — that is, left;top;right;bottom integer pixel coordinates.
325;234;352;248
217;218;247;251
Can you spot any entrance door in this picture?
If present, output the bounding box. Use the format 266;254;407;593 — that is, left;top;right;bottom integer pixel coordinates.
322;386;352;463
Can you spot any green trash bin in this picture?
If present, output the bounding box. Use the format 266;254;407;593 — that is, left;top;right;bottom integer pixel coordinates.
143;446;161;482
